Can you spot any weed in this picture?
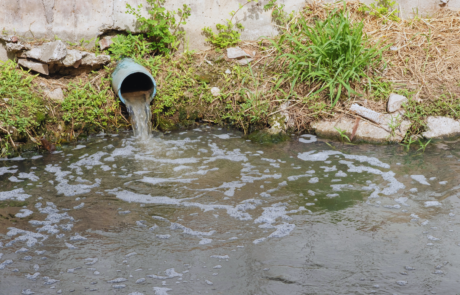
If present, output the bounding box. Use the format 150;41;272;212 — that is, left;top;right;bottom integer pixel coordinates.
109;34;153;60
358;0;400;22
400;136;416;151
334;127;351;143
126;0;191;54
387;114;401;138
62;77;118;131
417;139;431;153
273;4;385;107
202;0;257;48
0;60;46;151
264;0;295;30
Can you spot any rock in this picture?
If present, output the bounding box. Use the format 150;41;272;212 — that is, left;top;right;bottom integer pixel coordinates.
211;87;220;97
23;40;67;63
350;103;386;125
0;35;13;42
311;116;409;143
61;50;88;67
6;42;30;52
45;88;64;102
387;93;408;113
227;47;252;59
269;102;294;131
11;36;18;43
17;59;49;75
422;116;460;139
80;53;111;66
236;57;254;65
99;36;113;50
225;69;231;74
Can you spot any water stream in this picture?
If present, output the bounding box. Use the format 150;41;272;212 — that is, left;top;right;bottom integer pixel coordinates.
1;128;460;294
123;91;152;140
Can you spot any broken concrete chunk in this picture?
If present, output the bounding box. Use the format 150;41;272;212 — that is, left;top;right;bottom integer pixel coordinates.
6;42;30;52
61;49;88;67
80;53;111;66
23;40;67;63
18;59;49;75
422;116;460;139
236;57;254;65
312;117;407;143
227;47;252;59
99;36;113;51
387;93;408;113
350;103;386;125
44;88;64;102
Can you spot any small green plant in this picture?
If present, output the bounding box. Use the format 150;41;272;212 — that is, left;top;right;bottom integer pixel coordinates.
264;0;295;29
62;78;118;129
387;114;402;138
334;127;351;143
109;34;153;60
417;139;431;153
273;4;385;107
400;136;416;151
358;0;400;22
126;0;191;54
202;0;258;48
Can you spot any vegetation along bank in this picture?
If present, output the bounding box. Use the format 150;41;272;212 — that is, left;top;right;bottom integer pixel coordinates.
0;0;459;157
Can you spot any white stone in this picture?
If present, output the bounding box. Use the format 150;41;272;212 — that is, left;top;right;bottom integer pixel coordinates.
387;93;408;113
236;57;254;65
422;116;460;139
45;88;64;102
80;53;111;66
23;40;67;63
211;87;220;97
350;104;386;125
18;59;49;75
227;47;251;59
61;50;87;67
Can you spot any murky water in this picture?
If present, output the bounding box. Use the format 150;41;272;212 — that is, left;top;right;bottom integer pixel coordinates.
1;128;460;295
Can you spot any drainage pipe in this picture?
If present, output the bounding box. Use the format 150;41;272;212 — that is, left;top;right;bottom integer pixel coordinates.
111;58;157;104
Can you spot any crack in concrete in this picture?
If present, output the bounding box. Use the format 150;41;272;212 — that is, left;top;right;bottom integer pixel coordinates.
42;0;55;24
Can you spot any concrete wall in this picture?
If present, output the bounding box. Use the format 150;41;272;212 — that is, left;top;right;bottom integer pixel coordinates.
0;0;458;53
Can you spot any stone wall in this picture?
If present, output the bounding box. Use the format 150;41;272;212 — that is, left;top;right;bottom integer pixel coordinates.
0;0;458;61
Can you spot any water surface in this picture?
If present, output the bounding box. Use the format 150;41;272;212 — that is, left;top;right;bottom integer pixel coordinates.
1;128;460;294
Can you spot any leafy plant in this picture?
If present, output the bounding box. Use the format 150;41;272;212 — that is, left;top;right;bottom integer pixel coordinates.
334;127;351;143
62;78;118;129
417;138;431;153
387;114;401;138
264;0;295;29
0;60;46;149
400;136;416;151
202;0;258;48
273;5;385;107
358;0;400;22
109;34;153;60
126;0;191;54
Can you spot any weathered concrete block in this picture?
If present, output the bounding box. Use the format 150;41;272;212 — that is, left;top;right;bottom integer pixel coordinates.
350;103;386;125
45;88;64;102
61;49;88;67
6;42;30;52
23;40;67;63
227;47;252;59
99;36;113;50
422;116;460;139
80;53;111;66
312;116;409;143
387;93;408;113
17;59;49;75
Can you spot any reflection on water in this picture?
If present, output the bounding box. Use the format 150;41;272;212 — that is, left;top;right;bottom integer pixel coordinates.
1;127;460;294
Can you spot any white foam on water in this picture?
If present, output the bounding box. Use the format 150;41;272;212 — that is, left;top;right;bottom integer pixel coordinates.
65;243;78;249
153;287;172;295
411;175;430;185
170;223;215;236
204;143;248;163
85;258;98;265
253;238;266;244
210;255;229;259
439;181;448;185
425;201;441;207
335;171;347;177
321;165;337;172
395;197;409;207
309;177;319;184
9;176;23;182
0;156;25;161
194;181;245;197
73;145;86;150
427;235;440;241
107;190;182;205
156;235;171;239
205;280;214;285
25;272;40;280
69;234;87;241
213;134;231;139
6;228;48;247
16;209;33;218
73;203;84;209
299;134;317;143
139;177;198;185
268;223;296;238
108;278;127;283
410;188;418;193
45;164;101;196
135;154;199;164
0;166;18;175
0;259;13;270
327;193;339;198
15;247;28;253
0;188;31;201
199;238;213;245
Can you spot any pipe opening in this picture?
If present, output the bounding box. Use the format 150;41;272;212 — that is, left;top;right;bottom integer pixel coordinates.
120;72;154;104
